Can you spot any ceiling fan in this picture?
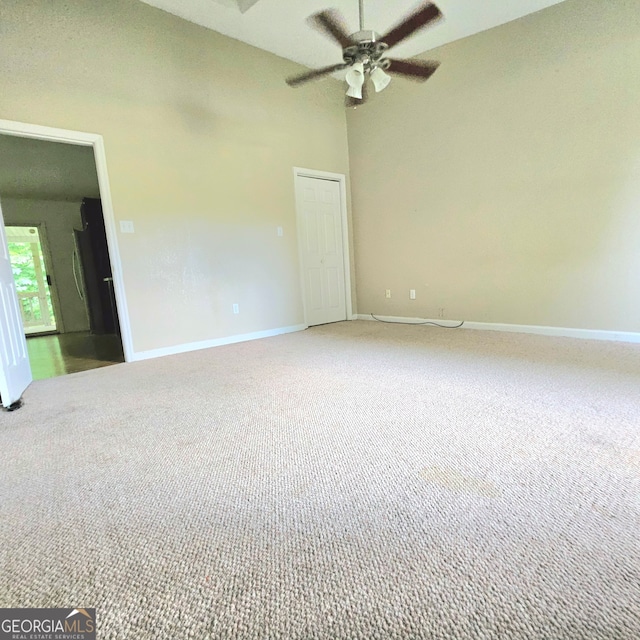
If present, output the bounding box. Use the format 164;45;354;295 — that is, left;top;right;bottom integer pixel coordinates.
285;1;443;107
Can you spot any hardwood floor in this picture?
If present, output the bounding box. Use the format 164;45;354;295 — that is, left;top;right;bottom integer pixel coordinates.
26;332;124;380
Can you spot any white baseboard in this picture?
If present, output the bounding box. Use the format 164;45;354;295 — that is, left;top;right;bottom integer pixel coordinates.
131;323;306;362
355;314;640;344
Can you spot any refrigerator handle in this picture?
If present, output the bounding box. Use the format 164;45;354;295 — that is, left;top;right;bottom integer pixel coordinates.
72;237;84;301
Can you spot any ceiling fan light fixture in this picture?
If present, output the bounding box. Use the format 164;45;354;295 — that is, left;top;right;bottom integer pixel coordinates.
345;61;365;99
370;66;391;93
286;2;444;107
346;84;363;99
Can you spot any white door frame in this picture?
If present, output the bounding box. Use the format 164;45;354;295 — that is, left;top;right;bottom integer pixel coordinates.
293;167;353;327
0;119;134;362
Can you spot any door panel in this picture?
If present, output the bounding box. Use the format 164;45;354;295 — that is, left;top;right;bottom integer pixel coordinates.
306;210;319;255
308;268;323;310
324;211;337;254
0;200;32;408
326;267;341;309
296;176;347;326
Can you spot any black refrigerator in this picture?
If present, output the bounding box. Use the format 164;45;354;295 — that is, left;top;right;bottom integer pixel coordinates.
72;198;119;335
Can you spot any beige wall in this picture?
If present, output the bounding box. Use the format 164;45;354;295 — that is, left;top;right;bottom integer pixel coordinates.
4;0;637;347
348;0;640;332
2;198;90;333
0;0;351;353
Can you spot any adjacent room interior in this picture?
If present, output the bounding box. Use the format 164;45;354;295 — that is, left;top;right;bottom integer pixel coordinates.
0;0;639;637
0;135;124;379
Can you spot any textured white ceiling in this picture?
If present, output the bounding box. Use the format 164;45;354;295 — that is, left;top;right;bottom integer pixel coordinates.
0;135;100;202
138;0;568;70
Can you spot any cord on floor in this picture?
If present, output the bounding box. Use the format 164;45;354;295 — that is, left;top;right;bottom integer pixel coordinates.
370;314;464;328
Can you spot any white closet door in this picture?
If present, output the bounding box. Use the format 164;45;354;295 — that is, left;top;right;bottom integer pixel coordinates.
296;176;347;326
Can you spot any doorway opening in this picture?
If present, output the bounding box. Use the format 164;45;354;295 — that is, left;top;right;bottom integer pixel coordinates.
0;120;132;405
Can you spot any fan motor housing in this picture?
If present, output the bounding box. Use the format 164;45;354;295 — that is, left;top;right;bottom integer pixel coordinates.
343;30;388;65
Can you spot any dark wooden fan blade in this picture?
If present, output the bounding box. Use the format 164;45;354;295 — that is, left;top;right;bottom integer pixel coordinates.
286;63;348;87
380;2;443;50
385;58;440;81
308;10;354;49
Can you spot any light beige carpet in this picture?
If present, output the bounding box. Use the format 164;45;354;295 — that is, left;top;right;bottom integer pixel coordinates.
1;320;639;639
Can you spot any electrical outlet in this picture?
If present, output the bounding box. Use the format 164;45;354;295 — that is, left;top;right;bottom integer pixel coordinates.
438;307;444;318
277;226;283;237
385;289;391;299
410;289;416;300
233;303;239;314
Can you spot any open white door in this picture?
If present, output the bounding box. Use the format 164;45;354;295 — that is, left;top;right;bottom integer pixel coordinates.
295;175;348;326
0;198;32;409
